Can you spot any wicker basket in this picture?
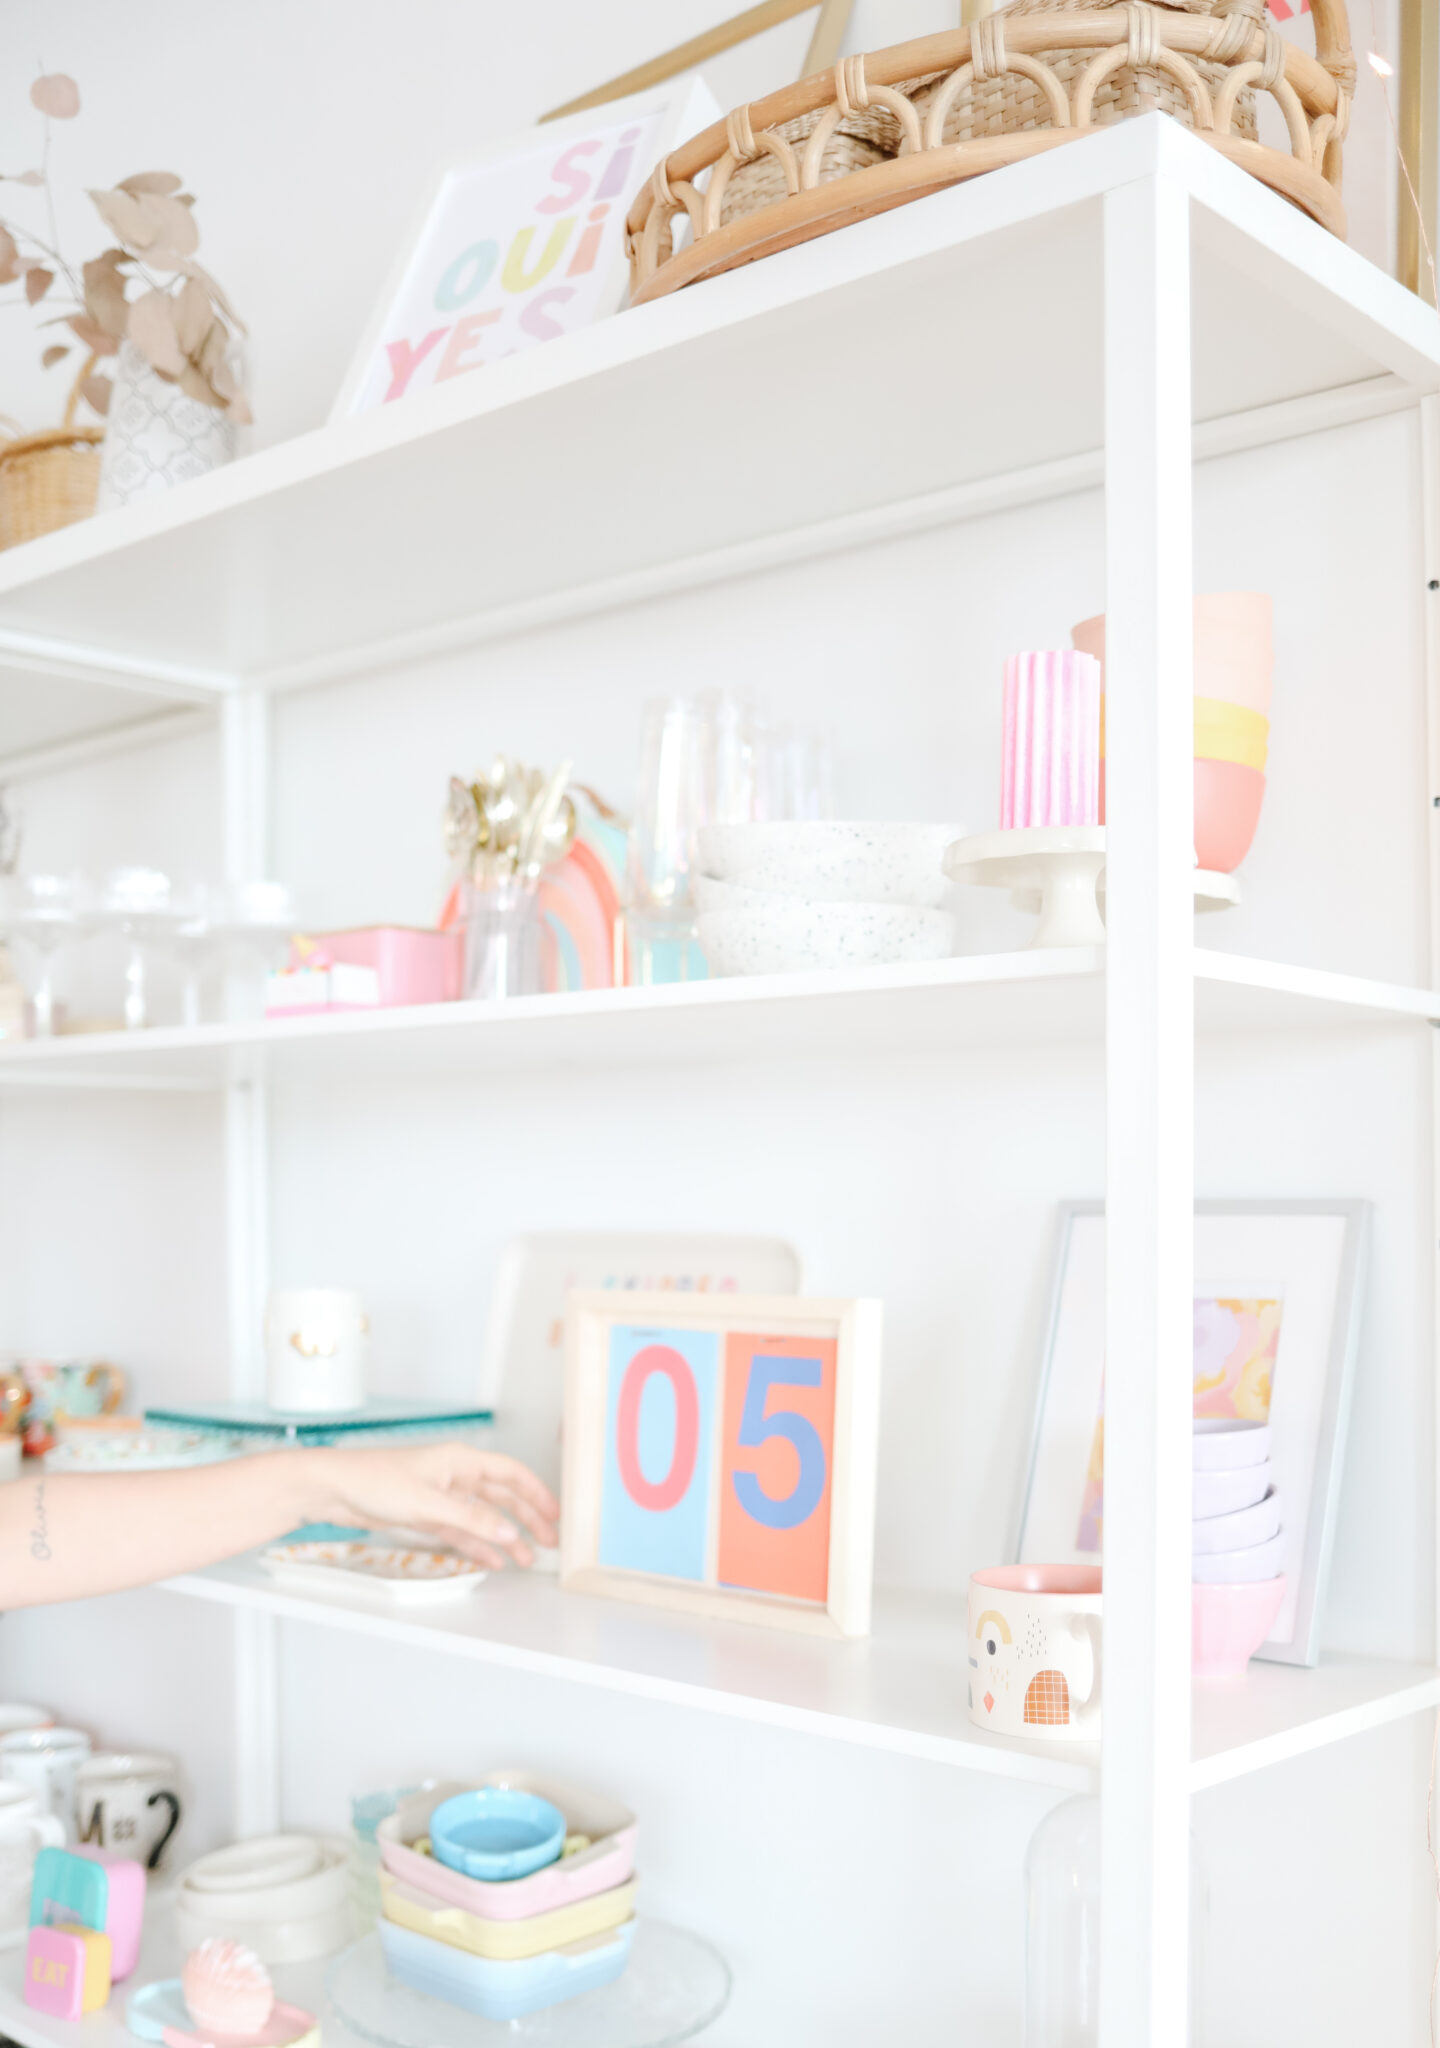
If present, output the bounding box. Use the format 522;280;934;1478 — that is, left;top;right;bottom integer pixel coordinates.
628;0;1354;305
915;0;1259;145
0;425;103;552
721;106;894;227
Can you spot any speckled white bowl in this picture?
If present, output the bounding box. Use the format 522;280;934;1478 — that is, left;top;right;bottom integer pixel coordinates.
698;902;955;976
696;822;960;906
693;875;805;914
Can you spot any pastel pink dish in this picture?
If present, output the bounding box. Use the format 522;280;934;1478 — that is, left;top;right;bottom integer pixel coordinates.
1072;591;1273;715
160;2000;317;2047
378;1774;637;1923
289;926;463;1008
72;1846;146;1981
1192;1574;1287;1678
1192;758;1265;872
1001;650;1102;829
182;1938;274;2035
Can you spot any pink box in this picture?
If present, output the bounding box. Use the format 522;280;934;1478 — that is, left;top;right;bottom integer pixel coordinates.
71;1847;145;1980
1001;650;1102;829
289;927;463;1008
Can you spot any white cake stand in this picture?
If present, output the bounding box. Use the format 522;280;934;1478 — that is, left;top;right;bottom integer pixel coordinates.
942;828;1241;949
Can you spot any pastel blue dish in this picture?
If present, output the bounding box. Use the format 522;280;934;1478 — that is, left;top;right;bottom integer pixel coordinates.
429;1787;566;1882
125;1980;191;2042
378;1916;635;2020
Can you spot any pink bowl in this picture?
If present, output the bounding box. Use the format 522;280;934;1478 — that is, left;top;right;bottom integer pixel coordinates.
1192;759;1265;873
1192;1574;1286;1678
1097;759;1266;874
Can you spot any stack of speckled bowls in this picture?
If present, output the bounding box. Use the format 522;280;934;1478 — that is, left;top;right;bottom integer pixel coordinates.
373;1775;638;2022
695;821;959;975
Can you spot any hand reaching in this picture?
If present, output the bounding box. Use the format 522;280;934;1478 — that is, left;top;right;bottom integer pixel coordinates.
308;1442;560;1570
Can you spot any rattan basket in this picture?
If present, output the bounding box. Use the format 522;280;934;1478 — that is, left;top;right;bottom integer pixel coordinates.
0;423;102;552
627;0;1353;304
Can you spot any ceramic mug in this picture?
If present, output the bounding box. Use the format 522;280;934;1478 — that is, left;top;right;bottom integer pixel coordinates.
0;1704;53;1740
967;1565;1103;1741
0;1800;63;1936
0;1727;90;1836
0;1780;64;1847
75;1752;182;1870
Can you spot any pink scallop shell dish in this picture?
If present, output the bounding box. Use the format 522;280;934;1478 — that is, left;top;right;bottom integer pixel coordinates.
1001;650;1102;829
182;1939;274;2035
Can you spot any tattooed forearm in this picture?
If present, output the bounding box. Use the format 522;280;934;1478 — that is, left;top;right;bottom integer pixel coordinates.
29;1481;50;1563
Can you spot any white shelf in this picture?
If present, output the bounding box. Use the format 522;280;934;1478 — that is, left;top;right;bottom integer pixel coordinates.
0;948;1431;1093
1;117;1437;765
161;1557;1439;1797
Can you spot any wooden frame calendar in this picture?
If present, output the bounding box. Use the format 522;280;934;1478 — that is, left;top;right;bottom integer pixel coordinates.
561;1291;882;1638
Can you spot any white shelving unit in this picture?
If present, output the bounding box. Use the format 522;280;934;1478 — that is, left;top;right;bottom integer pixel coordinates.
2;114;1438;2045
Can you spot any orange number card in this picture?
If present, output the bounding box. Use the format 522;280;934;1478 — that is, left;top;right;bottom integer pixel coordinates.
716;1331;836;1603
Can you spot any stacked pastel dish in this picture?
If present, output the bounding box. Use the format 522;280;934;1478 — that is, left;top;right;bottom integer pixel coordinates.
1072;590;1272;874
375;1774;639;2021
1192;1420;1287;1677
695;822;958;975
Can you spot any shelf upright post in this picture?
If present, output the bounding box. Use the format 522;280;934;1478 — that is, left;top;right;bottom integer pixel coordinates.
221;688;282;1838
1421;394;1440;1985
1098;169;1196;2045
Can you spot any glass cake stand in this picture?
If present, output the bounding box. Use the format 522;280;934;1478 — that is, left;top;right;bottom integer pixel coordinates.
326;1923;730;2048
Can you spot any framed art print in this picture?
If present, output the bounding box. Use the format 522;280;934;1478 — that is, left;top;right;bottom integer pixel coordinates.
562;1291;881;1637
331;78;719;419
1016;1201;1368;1666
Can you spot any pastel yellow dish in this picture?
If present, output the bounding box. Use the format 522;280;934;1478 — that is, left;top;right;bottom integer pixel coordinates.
1099;697;1268;773
1191;698;1269;772
379;1869;637;1961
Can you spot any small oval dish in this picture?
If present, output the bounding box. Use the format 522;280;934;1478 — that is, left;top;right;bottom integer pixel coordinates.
259;1541;487;1606
125;1979;319;2048
430;1788;566;1883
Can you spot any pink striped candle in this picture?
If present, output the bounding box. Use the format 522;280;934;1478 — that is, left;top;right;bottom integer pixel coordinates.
1001;650;1102;828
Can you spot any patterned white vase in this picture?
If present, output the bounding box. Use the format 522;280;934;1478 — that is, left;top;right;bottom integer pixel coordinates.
96;341;236;509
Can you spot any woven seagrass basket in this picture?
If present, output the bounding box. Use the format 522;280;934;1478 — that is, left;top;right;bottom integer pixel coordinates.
0;425;102;552
627;0;1353;304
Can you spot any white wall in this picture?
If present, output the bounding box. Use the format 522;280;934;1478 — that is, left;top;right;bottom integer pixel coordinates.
0;6;1434;2043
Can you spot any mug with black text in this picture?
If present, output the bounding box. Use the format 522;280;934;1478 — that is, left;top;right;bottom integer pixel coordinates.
75;1752;182;1870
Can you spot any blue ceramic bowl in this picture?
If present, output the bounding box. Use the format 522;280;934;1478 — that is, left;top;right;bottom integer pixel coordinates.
429;1787;566;1882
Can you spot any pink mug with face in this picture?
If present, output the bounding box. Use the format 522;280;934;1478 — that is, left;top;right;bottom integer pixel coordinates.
967;1565;1102;1741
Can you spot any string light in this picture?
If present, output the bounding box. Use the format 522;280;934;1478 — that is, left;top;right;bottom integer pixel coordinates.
1367;49;1394;76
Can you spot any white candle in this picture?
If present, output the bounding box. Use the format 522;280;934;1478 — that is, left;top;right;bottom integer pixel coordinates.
265;1290;368;1414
